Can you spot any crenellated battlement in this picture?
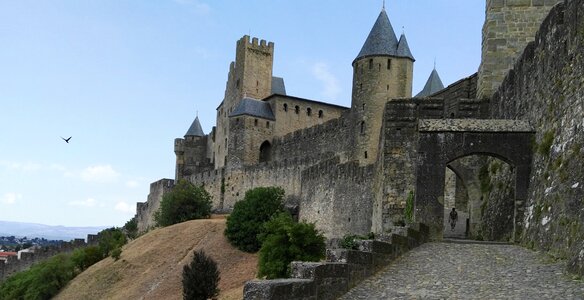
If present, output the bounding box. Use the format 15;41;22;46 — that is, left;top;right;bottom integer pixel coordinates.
237;35;274;53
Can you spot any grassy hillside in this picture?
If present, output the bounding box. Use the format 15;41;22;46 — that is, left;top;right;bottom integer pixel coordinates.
54;217;257;300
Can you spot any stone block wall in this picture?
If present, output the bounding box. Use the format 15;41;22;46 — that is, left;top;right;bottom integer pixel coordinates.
299;159;375;238
242;223;430;300
136;178;175;232
478;0;562;99
489;0;584;274
0;237;92;282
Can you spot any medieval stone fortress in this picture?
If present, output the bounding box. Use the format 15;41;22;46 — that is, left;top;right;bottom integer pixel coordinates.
136;0;584;277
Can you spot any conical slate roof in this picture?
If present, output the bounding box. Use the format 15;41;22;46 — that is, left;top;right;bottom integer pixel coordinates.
415;68;445;97
396;33;414;61
185;116;205;137
355;9;414;62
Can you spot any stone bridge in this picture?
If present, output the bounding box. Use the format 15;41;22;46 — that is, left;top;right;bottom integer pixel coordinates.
414;119;534;240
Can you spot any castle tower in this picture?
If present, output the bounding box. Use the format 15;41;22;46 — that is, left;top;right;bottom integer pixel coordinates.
477;0;562;99
174;115;210;180
415;67;444;97
214;36;275;169
351;8;414;165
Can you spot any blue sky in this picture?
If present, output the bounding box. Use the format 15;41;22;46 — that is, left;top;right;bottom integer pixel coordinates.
0;1;484;227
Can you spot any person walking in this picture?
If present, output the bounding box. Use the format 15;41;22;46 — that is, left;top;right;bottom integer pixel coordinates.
449;208;458;231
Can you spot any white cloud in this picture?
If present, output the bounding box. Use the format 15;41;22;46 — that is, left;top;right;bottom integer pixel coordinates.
68;198;98;207
125;180;140;188
80;165;120;183
1;193;22;205
311;62;341;100
0;160;42;172
114;201;135;214
173;0;210;14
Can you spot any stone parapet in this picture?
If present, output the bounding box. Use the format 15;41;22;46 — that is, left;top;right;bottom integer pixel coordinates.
243;223;430;300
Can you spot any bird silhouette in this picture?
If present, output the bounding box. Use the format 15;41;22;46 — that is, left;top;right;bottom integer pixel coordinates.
61;136;72;143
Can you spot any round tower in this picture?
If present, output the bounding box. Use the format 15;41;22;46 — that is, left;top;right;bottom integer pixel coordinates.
351;7;415;165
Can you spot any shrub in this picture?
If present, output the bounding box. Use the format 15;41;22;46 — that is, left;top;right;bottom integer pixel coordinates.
0;254;76;300
123;217;138;239
98;227;127;258
155;179;212;227
182;250;220;300
71;246;103;271
110;247;122;261
257;212;326;279
225;187;285;252
339;232;375;250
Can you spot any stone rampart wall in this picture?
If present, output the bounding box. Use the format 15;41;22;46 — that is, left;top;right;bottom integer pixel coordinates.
0;238;90;282
489;0;584;274
136;178;175;232
299;159;375;238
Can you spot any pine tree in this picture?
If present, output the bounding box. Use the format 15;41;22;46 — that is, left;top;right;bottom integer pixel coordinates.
182;250;220;300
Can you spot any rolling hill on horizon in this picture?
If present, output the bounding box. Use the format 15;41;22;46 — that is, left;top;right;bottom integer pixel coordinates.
0;220;108;241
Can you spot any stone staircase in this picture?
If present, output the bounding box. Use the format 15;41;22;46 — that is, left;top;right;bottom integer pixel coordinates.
243;223;430;300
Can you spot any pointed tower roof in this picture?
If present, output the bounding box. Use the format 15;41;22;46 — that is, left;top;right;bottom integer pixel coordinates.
396;33;415;60
184;116;205;137
355;9;399;61
415;68;445;97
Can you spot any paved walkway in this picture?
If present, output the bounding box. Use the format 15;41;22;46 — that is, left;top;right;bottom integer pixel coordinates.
340;241;584;299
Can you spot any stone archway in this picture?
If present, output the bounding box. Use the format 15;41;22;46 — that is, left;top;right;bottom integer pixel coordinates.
414;119;534;239
259;140;272;163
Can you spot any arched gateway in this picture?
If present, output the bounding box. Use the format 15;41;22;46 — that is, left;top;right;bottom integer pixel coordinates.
414;119;534;239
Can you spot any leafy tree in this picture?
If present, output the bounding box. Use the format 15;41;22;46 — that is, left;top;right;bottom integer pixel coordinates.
155;180;212;227
123;217;138;239
257;212;326;279
182;250;220;300
98;227;127;259
224;187;285;252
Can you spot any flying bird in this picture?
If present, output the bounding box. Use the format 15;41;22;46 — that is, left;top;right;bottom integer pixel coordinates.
61;136;72;143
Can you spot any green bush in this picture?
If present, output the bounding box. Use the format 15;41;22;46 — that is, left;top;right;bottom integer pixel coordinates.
339;232;375;250
0;254;76;300
155;179;212;227
257;212;326;279
98;227;127;258
225;187;285;252
182;250;220;300
71;246;103;271
123;217;138;239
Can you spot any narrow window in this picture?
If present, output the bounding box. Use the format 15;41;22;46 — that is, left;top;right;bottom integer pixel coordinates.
360;83;363;90
256;80;259;86
369;59;373;69
254;119;258;126
318;110;323;118
307;108;312;116
387;59;391;69
364;151;368;159
295;106;300;114
362;103;365;111
266;121;270;128
378;63;381;71
236;79;240;88
387;84;389;90
360;121;365;134
283;103;288;112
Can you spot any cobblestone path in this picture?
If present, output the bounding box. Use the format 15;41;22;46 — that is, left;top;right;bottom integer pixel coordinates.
340;241;584;299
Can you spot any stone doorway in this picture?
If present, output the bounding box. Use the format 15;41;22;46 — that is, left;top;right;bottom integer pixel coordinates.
413;119;534;240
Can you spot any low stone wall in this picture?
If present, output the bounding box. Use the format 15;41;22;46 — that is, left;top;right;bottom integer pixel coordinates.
0;237;91;282
243;223;430;300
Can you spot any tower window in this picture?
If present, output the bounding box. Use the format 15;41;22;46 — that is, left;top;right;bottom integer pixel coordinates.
295;106;300;114
362;103;365;111
364;151;368;159
307;108;312;116
360;83;363;90
387;59;392;69
360;121;365;134
369;59;373;69
387;85;389;90
236;79;240;89
256;80;259;86
254;119;258;126
283;103;288;112
318;110;323;118
266;121;270;128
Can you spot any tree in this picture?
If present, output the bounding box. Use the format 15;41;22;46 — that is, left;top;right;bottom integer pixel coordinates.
224;187;285;252
123;217;138;239
182;250;220;300
257;212;326;279
155;180;212;227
